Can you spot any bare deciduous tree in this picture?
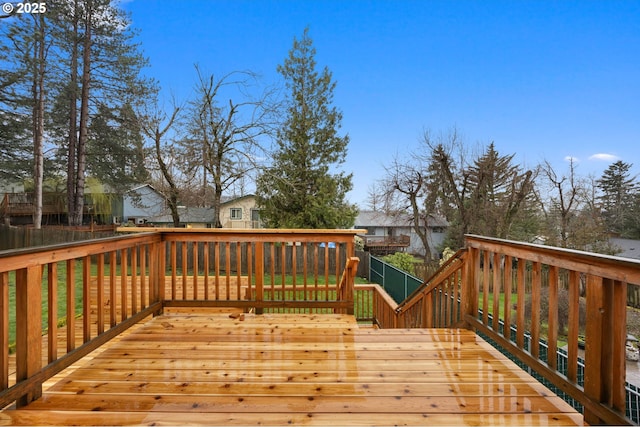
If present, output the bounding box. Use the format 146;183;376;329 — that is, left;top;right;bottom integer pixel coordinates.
181;66;276;227
140;103;182;227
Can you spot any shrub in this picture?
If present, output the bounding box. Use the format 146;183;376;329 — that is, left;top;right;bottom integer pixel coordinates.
382;252;416;275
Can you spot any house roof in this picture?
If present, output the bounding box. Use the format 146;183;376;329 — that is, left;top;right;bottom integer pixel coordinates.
355;210;448;229
147;207;215;224
220;194;256;206
127;184;163;196
610;238;640;260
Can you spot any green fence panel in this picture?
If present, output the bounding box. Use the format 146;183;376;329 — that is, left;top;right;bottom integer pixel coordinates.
369;255;423;304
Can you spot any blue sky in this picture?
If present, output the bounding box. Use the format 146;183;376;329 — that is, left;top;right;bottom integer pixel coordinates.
122;0;640;206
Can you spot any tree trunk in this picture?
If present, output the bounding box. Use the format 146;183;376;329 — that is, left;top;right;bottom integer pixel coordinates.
72;0;92;226
32;14;46;229
67;0;79;225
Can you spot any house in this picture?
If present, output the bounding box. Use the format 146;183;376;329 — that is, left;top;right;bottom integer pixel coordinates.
130;193;262;229
354;210;448;257
121;184;168;225
145;206;216;228
0;180;25;196
219;194;262;228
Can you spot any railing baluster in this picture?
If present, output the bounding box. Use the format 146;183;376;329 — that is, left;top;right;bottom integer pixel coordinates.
82;256;91;343
97;253;104;335
303;242;308;301
1;271;9;390
47;263;58;363
181;242;187;300
547;265;559;370
516;258;526;350
503;255;512;340
269;243;275;300
66;259;75;352
255;242;264;314
140;245;147;309
492;252;501;331
291;243;297;302
109;252;117;328
170;241;177;300
214;241;220;300
131;247;138;314
235;242;242;301
120;249;128;322
482;251;490;325
192;242;199;300
225;242;231;300
203;242;209;300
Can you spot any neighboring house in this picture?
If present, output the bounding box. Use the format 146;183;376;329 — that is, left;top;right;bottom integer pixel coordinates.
138;194;262;229
0;181;25;196
354;210;448;258
146;206;216;228
219;195;262;228
121;184;168;225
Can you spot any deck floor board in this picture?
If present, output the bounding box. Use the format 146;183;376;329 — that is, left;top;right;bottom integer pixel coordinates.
0;311;585;426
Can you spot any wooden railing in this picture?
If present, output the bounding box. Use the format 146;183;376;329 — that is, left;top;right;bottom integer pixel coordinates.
363;234;640;425
0;228;363;410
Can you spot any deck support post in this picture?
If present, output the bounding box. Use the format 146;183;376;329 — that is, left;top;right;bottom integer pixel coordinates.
15;266;42;407
584;275;627;425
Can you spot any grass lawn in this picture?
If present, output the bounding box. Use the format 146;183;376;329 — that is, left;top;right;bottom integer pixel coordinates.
6;267;370;351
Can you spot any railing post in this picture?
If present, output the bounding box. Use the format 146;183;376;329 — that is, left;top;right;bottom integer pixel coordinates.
461;246;479;328
15;266;42;407
345;257;358;315
149;239;165;316
584;275;627;425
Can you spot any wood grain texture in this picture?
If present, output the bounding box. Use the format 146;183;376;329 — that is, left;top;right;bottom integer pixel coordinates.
1;312;584;426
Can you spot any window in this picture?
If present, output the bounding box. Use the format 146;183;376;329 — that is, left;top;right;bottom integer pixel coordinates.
230;208;242;220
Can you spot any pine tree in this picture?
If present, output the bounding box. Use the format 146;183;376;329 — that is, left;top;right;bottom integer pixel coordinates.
49;0;152;225
597;160;638;236
256;28;357;229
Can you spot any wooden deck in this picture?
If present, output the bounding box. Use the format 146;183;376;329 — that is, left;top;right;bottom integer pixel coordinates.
0;311;584;426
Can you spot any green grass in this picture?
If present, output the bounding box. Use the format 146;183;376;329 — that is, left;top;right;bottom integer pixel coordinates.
7;260;90;352
6;267;370;351
478;291;518;321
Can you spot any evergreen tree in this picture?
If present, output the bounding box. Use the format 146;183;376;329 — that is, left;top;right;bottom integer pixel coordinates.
0;12;52;227
256;28;357;228
49;0;152;225
87;102;150;192
597;160;637;237
465;143;535;239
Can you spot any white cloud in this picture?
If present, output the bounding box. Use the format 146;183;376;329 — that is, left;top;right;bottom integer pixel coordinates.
588;153;619;162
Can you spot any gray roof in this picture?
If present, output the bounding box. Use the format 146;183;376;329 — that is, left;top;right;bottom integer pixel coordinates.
610;238;640;260
147;207;215;224
354;210;448;229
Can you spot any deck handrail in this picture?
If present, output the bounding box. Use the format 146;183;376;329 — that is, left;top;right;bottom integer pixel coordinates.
364;234;639;425
0;228;363;410
464;235;640;426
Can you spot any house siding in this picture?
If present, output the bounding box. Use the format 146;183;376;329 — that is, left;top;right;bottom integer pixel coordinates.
122;185;166;224
220;195;262;228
